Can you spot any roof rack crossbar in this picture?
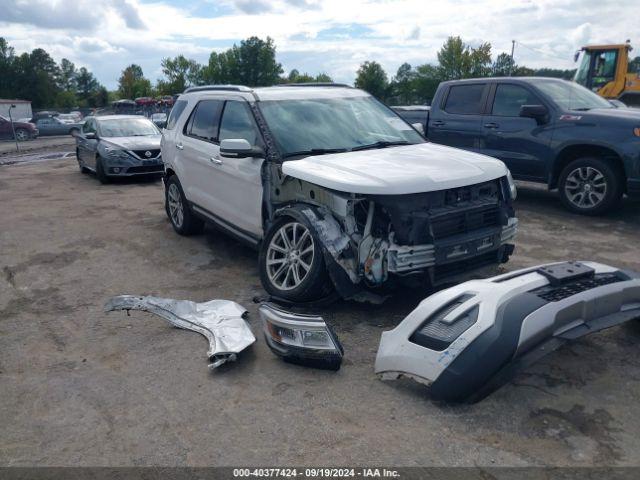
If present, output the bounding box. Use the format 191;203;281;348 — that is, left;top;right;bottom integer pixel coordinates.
183;85;253;94
279;83;352;88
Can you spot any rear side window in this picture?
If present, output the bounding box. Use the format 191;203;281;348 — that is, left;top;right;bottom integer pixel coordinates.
185;100;223;142
166;100;187;130
492;84;541;116
444;84;486;114
219;101;262;146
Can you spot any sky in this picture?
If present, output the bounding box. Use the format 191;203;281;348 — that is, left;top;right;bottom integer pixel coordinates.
0;0;636;90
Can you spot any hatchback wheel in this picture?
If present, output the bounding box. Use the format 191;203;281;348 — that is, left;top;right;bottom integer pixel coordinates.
164;175;204;235
14;129;29;142
259;216;332;302
558;157;622;215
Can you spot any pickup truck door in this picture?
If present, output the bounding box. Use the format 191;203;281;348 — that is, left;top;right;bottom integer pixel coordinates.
427;83;488;152
480;83;554;180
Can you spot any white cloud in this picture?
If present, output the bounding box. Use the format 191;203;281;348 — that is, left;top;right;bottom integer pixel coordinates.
0;0;636;88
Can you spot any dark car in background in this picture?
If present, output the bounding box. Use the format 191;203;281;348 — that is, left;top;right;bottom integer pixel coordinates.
392;105;430;134
35;116;83;136
406;77;640;215
75;115;163;183
0;115;38;141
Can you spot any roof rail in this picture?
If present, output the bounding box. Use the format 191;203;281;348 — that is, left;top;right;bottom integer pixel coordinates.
183;85;253;94
279;82;352;88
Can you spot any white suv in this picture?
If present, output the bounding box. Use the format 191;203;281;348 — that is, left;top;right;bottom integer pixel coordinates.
161;84;518;303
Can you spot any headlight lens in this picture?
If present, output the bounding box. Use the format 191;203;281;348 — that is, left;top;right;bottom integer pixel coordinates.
507;170;517;200
259;303;343;370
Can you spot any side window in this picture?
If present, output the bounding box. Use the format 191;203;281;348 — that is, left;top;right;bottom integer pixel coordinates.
185;100;223;142
82;119;95;133
219;101;261;145
443;84;486;114
491;84;541;116
166;99;187;130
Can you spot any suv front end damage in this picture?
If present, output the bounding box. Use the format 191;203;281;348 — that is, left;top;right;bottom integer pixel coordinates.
270;167;517;300
374;261;640;402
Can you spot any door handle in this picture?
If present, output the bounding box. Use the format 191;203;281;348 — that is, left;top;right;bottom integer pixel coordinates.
432;120;445;127
484;122;499;129
176;143;184;150
210;156;223;165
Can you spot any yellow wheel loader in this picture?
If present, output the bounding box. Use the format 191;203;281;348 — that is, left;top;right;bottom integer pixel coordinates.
574;40;640;106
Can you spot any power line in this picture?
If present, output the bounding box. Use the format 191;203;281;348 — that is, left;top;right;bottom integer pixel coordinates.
515;40;569;63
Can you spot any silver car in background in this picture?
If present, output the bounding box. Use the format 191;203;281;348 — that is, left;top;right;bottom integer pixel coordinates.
75;115;163;183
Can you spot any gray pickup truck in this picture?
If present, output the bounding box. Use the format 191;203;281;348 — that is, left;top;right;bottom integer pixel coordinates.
394;77;640;215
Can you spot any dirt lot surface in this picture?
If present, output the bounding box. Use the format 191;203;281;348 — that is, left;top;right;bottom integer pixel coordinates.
0;136;75;161
1;157;639;467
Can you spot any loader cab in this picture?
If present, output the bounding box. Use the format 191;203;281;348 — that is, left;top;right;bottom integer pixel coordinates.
574;43;631;96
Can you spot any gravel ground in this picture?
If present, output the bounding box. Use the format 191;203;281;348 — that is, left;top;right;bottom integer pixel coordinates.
1;156;639;467
0;136;75;160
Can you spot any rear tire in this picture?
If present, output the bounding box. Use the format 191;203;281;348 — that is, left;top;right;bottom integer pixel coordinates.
164;175;204;235
259;216;332;302
558;157;623;215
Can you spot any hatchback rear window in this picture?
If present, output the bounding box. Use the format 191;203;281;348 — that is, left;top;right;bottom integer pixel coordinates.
444;84;486;114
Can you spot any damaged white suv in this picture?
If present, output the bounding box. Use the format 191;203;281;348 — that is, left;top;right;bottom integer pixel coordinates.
161;84;518;302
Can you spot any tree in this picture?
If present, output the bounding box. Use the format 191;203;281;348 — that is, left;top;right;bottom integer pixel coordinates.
58;58;77;91
118;64;152;99
630;56;640;73
492;53;515;76
0;37;16;98
392;63;416;104
76;67;100;106
160;55;202;94
284;69;332;83
354;61;388;100
437;36;492;80
413;64;441;104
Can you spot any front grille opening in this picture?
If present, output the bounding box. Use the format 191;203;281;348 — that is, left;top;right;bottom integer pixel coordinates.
132;149;161;159
431;205;500;240
532;273;624;302
434;250;499;283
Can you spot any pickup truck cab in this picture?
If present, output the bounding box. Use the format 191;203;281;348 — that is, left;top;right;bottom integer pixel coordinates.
162;84;518;303
395;77;640;215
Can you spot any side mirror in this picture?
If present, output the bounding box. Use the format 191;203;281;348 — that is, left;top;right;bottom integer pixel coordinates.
84;132;96;139
519;104;548;124
220;138;264;158
411;122;425;135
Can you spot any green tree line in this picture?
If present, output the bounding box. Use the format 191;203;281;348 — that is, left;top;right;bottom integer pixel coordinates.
0;38;107;108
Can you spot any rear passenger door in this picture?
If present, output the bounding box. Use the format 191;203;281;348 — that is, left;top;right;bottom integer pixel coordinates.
177;98;224;212
428;83;488;152
481;83;554;179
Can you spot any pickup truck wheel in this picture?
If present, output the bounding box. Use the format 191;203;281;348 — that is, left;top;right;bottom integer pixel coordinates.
558;157;623;215
164;175;204;235
259;216;332;302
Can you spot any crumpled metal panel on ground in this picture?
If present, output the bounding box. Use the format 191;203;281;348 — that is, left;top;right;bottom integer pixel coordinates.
104;295;255;369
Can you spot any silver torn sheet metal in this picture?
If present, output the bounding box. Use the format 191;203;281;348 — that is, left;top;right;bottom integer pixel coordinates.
104;295;256;369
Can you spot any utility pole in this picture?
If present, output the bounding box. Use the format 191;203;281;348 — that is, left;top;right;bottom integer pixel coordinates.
508;40;516;76
8;104;20;153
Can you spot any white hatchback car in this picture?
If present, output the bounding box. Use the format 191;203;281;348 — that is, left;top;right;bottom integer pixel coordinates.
161;84;518;303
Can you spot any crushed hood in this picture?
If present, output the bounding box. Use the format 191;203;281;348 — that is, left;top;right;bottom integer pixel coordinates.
102;135;161;151
281;143;508;195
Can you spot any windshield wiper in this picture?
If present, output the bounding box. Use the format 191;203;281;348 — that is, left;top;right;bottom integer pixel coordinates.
350;140;411;151
282;148;348;159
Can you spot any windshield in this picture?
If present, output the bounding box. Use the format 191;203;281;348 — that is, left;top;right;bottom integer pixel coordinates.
258;96;424;157
98;118;160;137
536;80;613;110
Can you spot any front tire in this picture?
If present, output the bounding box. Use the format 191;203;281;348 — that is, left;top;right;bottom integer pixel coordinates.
259;216;332;302
164;175;204;235
558;157;623;215
95;156;110;184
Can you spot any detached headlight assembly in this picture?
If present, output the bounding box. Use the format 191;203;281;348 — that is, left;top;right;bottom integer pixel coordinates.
105;147;131;160
259;303;344;371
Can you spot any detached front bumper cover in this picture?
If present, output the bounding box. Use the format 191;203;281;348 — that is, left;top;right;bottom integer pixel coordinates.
104;295;255;369
259;303;344;370
375;261;640;403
